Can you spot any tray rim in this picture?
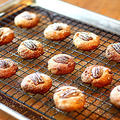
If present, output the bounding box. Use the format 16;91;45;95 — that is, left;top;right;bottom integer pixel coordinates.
34;0;120;36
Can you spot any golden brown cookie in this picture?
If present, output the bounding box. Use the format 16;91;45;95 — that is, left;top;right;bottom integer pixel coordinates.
53;86;85;112
110;85;120;108
14;11;39;28
0;58;18;78
81;65;113;87
48;54;75;75
105;43;120;62
0;27;14;45
18;39;44;59
73;32;100;51
44;23;70;41
21;72;52;94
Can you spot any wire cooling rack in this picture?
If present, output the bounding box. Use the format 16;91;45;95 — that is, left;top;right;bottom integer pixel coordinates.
0;5;120;120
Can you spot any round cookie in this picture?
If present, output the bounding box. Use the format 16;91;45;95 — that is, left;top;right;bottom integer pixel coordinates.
48;54;75;75
81;65;113;87
18;39;44;59
14;11;39;28
105;43;120;62
0;27;14;45
53;86;85;112
21;72;52;94
110;85;120;108
0;58;18;78
73;32;100;51
44;23;70;41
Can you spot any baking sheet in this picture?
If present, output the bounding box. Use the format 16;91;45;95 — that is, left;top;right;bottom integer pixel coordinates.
0;5;120;120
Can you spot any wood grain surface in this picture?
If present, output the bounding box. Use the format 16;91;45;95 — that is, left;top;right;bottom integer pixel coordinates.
63;0;120;20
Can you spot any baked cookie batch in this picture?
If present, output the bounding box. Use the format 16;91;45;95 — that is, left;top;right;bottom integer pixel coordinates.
21;72;52;94
53;86;85;111
73;32;100;51
105;43;120;62
44;23;70;41
110;85;120;108
0;58;18;78
48;54;75;75
0;27;14;45
18;39;44;59
81;65;113;88
14;11;39;28
0;11;120;112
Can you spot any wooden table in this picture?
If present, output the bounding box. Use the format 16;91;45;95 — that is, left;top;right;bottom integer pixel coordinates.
63;0;120;20
1;0;120;20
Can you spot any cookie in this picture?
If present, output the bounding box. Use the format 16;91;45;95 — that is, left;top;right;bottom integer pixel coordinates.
44;23;70;41
48;54;75;75
110;85;120;108
0;27;14;45
14;11;39;28
53;86;85;112
18;39;44;59
81;65;113;87
105;43;120;62
0;58;18;78
21;72;52;94
73;32;100;50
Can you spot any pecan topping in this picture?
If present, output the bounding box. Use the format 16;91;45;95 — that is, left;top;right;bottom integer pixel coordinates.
0;60;9;69
56;87;65;93
31;72;44;85
60;88;80;98
56;88;62;93
53;25;63;31
108;69;112;74
79;33;93;41
0;30;3;36
55;26;63;31
117;86;120;92
112;43;120;54
92;66;103;79
24;40;37;50
54;56;69;64
22;13;33;20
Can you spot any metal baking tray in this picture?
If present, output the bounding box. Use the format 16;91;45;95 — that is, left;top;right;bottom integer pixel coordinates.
0;103;29;120
0;0;20;12
0;4;120;120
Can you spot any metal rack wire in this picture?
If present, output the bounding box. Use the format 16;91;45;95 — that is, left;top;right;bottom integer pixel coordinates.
0;5;120;120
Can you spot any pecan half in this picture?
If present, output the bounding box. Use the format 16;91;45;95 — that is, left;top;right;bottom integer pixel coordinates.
0;30;3;36
56;87;67;93
92;66;103;79
53;25;63;31
79;33;93;41
54;56;69;64
60;88;80;98
56;87;63;93
31;72;44;85
24;40;37;50
55;26;63;31
0;60;9;69
117;86;120;92
22;13;33;20
112;43;120;54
